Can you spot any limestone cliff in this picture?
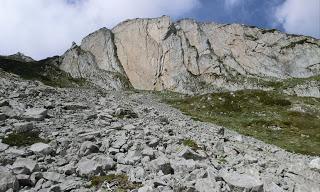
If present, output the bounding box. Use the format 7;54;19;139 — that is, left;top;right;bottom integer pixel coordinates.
60;28;132;90
60;16;320;94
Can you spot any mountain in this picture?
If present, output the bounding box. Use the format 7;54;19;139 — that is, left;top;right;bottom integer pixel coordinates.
59;16;320;95
1;16;319;96
1;17;320;192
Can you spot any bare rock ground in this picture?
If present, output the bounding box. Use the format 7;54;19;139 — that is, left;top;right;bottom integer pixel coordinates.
0;69;319;192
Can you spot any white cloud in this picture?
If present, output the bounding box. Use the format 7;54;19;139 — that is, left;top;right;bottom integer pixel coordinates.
275;0;320;38
0;0;200;60
224;0;242;9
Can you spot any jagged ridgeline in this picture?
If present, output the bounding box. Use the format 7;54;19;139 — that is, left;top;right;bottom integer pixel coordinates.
1;16;320;95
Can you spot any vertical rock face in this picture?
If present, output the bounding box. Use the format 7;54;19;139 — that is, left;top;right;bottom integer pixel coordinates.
60;16;320;93
60;28;131;90
112;16;173;90
80;28;124;74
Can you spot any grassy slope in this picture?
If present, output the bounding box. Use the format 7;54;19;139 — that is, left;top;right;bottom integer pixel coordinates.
161;90;320;156
0;56;89;88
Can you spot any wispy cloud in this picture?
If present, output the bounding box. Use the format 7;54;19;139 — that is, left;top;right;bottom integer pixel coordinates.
0;0;200;59
224;0;242;9
275;0;320;38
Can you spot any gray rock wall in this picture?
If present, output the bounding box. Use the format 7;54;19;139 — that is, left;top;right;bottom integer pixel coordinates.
60;16;320;94
60;28;131;90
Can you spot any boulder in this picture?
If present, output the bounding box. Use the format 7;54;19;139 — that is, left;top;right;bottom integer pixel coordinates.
129;167;145;183
0;142;9;152
264;182;284;192
59;180;82;191
29;143;53;155
79;141;99;156
0;172;19;192
77;155;115;177
42;172;65;183
222;172;264;192
170;158;196;173
16;174;31;187
23;108;47;121
0;113;6;121
195;178;219;192
149;156;174;175
12;122;34;133
309;158;320;170
11;158;39;174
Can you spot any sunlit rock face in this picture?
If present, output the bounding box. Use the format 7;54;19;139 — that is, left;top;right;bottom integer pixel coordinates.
60;28;131;90
60;16;320;94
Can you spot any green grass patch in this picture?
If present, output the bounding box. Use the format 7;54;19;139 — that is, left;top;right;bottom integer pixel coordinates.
160;90;320;156
2;131;47;146
91;174;142;191
182;139;200;151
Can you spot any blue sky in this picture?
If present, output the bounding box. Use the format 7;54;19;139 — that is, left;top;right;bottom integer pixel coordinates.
0;0;319;59
187;0;284;29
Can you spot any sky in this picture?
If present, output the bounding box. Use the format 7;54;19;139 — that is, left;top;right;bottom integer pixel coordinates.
0;0;319;60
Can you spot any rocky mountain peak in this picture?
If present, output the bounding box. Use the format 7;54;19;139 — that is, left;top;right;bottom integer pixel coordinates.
58;16;320;95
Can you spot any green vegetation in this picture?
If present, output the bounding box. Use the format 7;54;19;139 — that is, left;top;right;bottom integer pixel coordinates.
2;131;47;146
217;156;227;164
182;139;200;151
0;56;89;88
257;75;320;90
161;90;320;156
91;174;142;191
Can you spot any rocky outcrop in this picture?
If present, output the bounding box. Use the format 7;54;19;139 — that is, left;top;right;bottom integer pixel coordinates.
112;16;320;93
60;16;320;94
284;80;320;98
60;28;132;90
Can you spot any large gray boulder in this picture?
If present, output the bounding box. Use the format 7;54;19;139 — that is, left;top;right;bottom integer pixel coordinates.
23;108;47;121
11;158;39;175
76;155;116;178
221;172;264;192
29;143;52;155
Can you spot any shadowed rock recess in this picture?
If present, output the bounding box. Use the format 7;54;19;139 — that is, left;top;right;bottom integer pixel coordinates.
0;16;320;192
